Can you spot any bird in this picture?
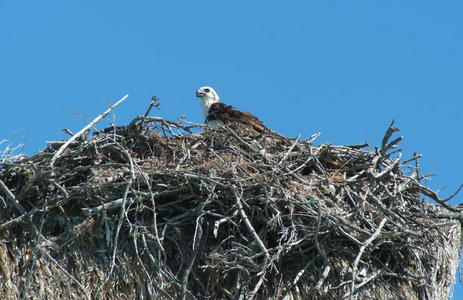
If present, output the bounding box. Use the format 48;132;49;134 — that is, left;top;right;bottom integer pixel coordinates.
195;86;266;133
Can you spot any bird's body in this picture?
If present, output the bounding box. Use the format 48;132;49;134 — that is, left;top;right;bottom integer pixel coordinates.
195;86;266;132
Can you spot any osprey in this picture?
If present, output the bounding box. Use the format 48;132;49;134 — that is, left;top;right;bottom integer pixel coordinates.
195;86;266;132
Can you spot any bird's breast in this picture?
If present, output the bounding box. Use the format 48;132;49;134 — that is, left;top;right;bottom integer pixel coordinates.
207;119;224;128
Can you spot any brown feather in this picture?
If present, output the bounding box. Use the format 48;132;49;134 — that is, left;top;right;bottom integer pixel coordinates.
206;102;266;133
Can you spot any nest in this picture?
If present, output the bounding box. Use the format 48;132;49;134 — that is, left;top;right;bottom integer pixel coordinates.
0;104;461;299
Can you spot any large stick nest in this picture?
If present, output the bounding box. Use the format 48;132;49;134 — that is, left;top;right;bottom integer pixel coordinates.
0;112;461;299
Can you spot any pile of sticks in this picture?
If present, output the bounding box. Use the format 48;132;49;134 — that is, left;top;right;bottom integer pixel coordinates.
0;97;461;299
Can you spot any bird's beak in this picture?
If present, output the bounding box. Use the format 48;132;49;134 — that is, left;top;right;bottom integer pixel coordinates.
196;91;205;97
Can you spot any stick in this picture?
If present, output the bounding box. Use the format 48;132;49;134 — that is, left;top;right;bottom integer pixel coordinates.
419;183;463;212
0;207;40;230
81;197;134;216
143;95;159;119
50;94;129;167
313;201;330;291
278;134;300;165
225;125;260;153
349;218;387;300
0;178;26;214
40;246;90;300
380;120;401;156
95;146;135;297
233;189;270;260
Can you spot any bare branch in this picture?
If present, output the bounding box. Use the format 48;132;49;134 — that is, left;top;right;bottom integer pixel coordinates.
50;94;129;167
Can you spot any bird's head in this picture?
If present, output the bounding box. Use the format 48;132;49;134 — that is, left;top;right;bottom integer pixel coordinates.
196;86;219;103
196;86;220;117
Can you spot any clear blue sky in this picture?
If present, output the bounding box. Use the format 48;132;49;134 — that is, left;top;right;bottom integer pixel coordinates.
1;1;462;297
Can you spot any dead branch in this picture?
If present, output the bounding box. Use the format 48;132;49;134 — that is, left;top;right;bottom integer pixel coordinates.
49;94;129;167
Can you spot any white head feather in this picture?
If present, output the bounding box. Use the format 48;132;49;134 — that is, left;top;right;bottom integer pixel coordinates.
196;86;220;118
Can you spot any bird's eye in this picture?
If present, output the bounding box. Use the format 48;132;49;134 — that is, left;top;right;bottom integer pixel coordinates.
204;88;210;93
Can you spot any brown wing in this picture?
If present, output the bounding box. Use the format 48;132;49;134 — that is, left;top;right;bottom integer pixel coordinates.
206;102;266;133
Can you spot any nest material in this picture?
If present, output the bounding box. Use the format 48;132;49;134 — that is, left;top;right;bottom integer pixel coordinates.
0;113;461;300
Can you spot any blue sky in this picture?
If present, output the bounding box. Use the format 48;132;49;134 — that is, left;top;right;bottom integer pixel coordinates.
1;0;462;297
